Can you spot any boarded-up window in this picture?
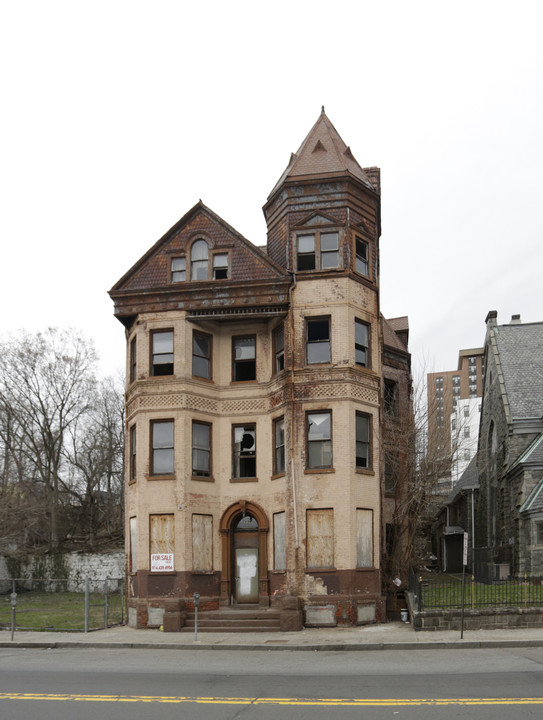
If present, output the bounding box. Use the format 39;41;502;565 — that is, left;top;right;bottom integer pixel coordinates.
273;512;286;570
129;517;137;572
356;508;373;567
306;509;334;568
192;514;213;571
149;514;175;572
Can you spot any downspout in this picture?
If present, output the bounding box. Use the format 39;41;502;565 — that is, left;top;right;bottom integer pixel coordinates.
288;271;299;549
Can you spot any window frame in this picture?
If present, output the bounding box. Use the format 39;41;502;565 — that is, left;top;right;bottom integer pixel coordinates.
192;330;212;380
305;316;331;365
384;378;398;417
354;235;370;278
354;319;370;368
355;411;372;472
306;508;334;569
273;416;285;476
150;329;174;377
130;336;137;383
149;513;175;573
356;508;374;568
273;325;285;374
170;256;187;282
306;410;333;471
232;335;257;382
232;423;257;480
296;230;340;272
192;420;212;480
150;419;174;477
129;424;137;482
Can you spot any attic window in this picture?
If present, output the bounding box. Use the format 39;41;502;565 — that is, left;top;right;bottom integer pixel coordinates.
191;240;209;280
213;253;229;279
171;257;186;282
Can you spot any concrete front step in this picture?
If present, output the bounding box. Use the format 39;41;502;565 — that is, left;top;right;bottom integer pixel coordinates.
181;608;282;633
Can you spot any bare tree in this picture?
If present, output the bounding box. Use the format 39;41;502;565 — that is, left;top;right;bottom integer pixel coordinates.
0;328;98;550
65;376;125;548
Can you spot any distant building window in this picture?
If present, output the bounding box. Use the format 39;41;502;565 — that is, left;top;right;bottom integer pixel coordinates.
171;257;186;282
355;236;369;277
151;420;174;476
536;521;543;546
233;336;256;381
307;411;332;469
233;424;256;478
151;330;174;376
453;375;460;385
193;331;212;380
191;239;209;280
192;421;211;477
464;450;471;461
355;319;370;368
384;379;398;416
464;407;470;417
306;317;331;364
273;325;285;374
274;416;285;475
356;412;371;469
464;427;470;438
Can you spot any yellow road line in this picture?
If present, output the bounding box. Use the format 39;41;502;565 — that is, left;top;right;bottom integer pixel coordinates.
1;693;543;707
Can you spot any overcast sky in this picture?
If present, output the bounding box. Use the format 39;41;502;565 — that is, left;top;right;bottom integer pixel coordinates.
2;1;542;383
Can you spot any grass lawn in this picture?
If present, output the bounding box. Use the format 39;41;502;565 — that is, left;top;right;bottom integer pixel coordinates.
0;590;124;631
419;573;543;609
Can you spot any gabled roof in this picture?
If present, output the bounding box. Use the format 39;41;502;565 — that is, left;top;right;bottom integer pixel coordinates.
446;456;479;505
268;109;378;199
490;321;543;419
510;433;543;477
110;200;288;294
382;316;409;353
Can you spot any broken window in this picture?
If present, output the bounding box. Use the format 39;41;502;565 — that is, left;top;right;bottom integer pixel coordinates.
233;424;256;478
306;509;334;568
213;253;229;280
307;411;332;469
384;379;398;416
233;336;256;381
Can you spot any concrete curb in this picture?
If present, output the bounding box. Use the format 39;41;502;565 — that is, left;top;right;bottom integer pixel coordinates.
3;639;543;651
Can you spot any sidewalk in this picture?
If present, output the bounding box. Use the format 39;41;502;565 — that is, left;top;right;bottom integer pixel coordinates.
3;622;543;651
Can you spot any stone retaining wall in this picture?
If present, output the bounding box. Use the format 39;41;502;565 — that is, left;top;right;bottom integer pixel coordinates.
407;592;543;631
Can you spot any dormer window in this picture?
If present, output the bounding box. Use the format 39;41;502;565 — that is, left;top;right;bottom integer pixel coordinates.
297;232;339;271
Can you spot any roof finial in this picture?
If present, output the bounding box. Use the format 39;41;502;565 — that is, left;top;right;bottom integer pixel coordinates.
321;105;325;114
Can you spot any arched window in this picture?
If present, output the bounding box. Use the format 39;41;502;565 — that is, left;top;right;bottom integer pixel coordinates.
191;239;209;280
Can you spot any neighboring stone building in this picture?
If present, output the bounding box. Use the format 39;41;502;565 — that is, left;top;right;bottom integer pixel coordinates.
477;312;543;577
427;348;485;493
109;110;412;630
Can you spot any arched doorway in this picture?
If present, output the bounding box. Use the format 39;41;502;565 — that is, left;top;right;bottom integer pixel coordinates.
219;501;269;606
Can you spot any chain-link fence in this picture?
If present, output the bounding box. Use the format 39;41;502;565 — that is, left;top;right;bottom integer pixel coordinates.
0;577;125;635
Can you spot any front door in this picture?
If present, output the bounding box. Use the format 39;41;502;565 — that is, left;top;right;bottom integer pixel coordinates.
233;514;259;603
235;548;259;603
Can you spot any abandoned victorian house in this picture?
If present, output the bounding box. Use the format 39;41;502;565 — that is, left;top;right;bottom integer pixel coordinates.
109;110;412;631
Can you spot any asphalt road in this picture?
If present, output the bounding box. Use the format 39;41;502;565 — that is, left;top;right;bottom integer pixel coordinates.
1;646;543;719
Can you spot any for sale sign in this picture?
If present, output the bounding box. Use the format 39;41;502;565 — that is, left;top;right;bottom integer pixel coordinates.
151;553;174;572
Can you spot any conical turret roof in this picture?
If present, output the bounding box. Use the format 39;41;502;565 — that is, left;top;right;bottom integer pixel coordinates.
268;108;377;198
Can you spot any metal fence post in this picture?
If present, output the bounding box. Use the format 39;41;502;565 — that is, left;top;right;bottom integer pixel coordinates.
84;578;89;633
104;579;109;629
